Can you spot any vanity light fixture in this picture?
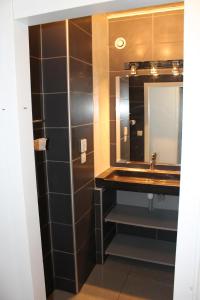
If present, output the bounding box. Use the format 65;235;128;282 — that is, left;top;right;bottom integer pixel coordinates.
150;62;159;77
172;61;180;76
130;63;138;75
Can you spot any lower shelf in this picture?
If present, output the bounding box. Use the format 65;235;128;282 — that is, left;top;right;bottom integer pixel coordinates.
105;234;176;267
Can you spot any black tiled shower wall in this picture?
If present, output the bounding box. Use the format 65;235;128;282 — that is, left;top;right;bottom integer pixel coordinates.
68;18;95;291
29;16;94;296
29;25;53;297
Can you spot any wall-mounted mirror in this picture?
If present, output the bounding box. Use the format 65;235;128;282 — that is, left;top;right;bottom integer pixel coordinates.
116;73;183;165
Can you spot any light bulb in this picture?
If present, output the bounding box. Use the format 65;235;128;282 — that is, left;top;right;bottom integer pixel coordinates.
150;62;158;76
172;61;180;76
130;64;137;75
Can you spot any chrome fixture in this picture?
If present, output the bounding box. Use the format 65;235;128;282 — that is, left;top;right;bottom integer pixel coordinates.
150;62;159;77
150;152;157;170
172;61;180;76
124;60;183;76
130;63;138;75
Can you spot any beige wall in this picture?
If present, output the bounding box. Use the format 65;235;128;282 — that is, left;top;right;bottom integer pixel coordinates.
109;9;184;71
92;14;110;176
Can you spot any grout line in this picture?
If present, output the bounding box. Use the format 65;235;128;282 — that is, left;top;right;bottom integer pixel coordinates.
46;160;70;163
52;221;72;227
53;249;74;255
66;20;79;293
74;178;94;195
70;55;92;67
72;150;94;163
48;191;71;196
70;19;92;38
71;122;93;129
42;56;67;60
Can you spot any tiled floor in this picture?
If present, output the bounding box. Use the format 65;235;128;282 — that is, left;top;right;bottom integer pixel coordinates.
48;257;174;300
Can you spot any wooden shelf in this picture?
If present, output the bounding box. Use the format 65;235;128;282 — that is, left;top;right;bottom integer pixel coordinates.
105;205;177;231
106;234;176;266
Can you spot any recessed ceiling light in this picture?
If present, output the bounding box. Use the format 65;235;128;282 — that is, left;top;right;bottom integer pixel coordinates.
115;37;126;49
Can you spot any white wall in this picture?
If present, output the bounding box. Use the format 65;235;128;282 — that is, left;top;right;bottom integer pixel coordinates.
1;0;200;299
0;1;46;300
13;0;181;25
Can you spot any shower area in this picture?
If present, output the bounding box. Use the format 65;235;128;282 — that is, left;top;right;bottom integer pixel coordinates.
29;17;95;296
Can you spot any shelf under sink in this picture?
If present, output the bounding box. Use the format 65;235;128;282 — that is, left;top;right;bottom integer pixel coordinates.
106;234;176;267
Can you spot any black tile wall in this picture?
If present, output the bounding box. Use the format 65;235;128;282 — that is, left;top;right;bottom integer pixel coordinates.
30;58;42;93
74;180;94;222
29;16;94;296
70;92;93;126
53;251;75;280
52;223;74;253
43;253;54;296
73;153;94;192
42;21;66;58
47;162;71;194
69;23;92;64
49;194;72;224
69;16;95;290
43;58;67;93
29;25;41;58
72;124;93;160
46;128;69;162
44;93;68;127
70;59;92;93
71;17;92;35
77;233;96;290
31;94;43;121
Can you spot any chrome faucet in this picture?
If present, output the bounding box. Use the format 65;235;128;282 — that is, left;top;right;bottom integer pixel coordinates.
150;152;157;170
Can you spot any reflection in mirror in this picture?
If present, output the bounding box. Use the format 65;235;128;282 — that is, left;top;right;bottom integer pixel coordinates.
116;74;183;165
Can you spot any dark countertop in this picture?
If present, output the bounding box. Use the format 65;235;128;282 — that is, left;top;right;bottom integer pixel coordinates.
95;167;180;196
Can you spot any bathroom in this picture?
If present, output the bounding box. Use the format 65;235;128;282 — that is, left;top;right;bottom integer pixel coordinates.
28;3;183;299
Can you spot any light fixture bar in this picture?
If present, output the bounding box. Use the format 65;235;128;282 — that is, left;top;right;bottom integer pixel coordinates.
107;3;184;20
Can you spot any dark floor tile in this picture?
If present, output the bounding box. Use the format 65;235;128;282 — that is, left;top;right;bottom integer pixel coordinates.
77;234;96;290
38;194;49;227
73;152;94;192
70;58;92;93
72;124;93;160
76;209;95;250
95;205;101;229
54;277;76;293
46;128;69;162
52;223;74;253
43;58;67;93
30;57;42;93
53;251;75;280
70;92;93;126
42;21;66;58
47;162;71;194
69;24;92;64
43;253;54;297
70;17;92;35
29;25;41;58
31;93;43;122
49;193;72;224
74;180;94;222
41;224;51;256
35;162;48;196
44;93;68;127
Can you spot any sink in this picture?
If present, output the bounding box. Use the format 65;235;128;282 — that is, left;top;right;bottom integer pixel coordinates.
96;167;180;195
